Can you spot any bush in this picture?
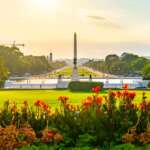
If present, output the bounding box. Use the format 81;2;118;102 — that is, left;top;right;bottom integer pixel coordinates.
110;144;138;150
147;82;150;88
68;81;103;92
0;125;36;150
2;85;150;149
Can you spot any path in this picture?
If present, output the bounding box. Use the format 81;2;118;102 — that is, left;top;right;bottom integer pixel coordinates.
82;66;117;78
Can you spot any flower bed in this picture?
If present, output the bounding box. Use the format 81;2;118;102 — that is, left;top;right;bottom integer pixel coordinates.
0;85;150;149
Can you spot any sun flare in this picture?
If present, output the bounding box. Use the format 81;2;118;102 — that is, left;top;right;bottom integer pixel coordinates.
32;0;60;11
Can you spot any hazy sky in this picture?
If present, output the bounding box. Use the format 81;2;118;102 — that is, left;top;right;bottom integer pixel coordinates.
0;0;150;59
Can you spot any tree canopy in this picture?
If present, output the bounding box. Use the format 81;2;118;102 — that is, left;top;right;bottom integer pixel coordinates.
85;53;148;77
0;58;9;87
0;46;66;76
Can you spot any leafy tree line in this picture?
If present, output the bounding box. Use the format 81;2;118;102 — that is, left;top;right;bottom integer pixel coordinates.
0;59;9;87
0;45;66;77
85;52;150;78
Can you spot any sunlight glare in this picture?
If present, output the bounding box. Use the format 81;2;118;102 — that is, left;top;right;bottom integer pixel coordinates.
32;0;60;11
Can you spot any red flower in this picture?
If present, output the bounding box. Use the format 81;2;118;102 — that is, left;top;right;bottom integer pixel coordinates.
96;96;103;106
34;100;44;107
58;96;69;104
92;86;101;94
123;84;129;90
129;92;136;99
47;131;55;139
111;92;116;98
116;91;122;98
140;103;146;111
43;104;49;111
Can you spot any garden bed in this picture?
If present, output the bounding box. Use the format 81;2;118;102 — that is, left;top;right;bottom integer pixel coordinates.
0;85;150;150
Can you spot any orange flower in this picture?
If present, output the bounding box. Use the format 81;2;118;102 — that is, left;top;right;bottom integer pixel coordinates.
34;100;44;107
83;98;93;108
110;92;116;98
64;103;70;110
92;86;101;94
122;84;129;90
43;104;49;111
116;91;122;98
58;96;69;104
129;92;136;99
87;96;93;101
96;96;103;106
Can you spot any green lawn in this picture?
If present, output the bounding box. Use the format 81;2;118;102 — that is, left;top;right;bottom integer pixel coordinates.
0;89;93;108
0;89;149;108
49;67;100;78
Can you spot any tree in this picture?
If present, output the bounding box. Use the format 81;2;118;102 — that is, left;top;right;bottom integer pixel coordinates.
0;45;66;76
131;57;148;75
105;54;120;74
121;52;139;62
0;59;9;87
85;52;148;77
0;46;24;75
111;61;130;76
84;60;107;73
142;61;150;79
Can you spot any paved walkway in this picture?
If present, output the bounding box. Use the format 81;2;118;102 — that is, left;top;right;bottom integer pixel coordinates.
82;66;117;78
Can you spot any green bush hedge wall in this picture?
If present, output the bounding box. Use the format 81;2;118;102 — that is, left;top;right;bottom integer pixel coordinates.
68;81;104;92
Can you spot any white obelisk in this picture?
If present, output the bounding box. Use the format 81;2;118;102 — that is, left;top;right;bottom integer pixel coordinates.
72;32;79;81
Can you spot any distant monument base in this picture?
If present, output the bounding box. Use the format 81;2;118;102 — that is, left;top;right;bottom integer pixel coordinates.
72;67;79;81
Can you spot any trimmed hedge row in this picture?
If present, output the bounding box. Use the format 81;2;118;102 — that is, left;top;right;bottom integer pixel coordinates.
68;81;103;92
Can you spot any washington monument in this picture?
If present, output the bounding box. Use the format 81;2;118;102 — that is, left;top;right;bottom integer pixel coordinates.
72;32;79;81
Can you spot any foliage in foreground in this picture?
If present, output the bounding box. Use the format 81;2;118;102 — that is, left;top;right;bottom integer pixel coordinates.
16;143;150;150
15;144;150;150
1;85;150;149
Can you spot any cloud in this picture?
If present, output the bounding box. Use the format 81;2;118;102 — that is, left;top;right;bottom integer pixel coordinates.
87;15;106;21
87;14;122;29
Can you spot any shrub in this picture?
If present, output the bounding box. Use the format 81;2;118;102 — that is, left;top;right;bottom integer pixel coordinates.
68;81;103;92
110;143;139;150
147;82;150;88
2;85;150;149
0;125;36;150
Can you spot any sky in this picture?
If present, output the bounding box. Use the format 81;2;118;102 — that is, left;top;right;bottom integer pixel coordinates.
0;0;150;59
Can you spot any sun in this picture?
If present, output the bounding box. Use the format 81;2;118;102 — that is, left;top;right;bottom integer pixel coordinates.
32;0;60;11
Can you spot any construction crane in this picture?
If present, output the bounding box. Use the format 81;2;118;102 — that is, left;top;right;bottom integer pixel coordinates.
0;41;25;48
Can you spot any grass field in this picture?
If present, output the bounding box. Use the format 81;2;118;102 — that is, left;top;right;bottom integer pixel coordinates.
0;89;150;108
49;67;100;78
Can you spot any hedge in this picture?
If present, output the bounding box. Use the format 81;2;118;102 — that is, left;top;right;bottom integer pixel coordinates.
68;81;103;92
147;82;150;88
